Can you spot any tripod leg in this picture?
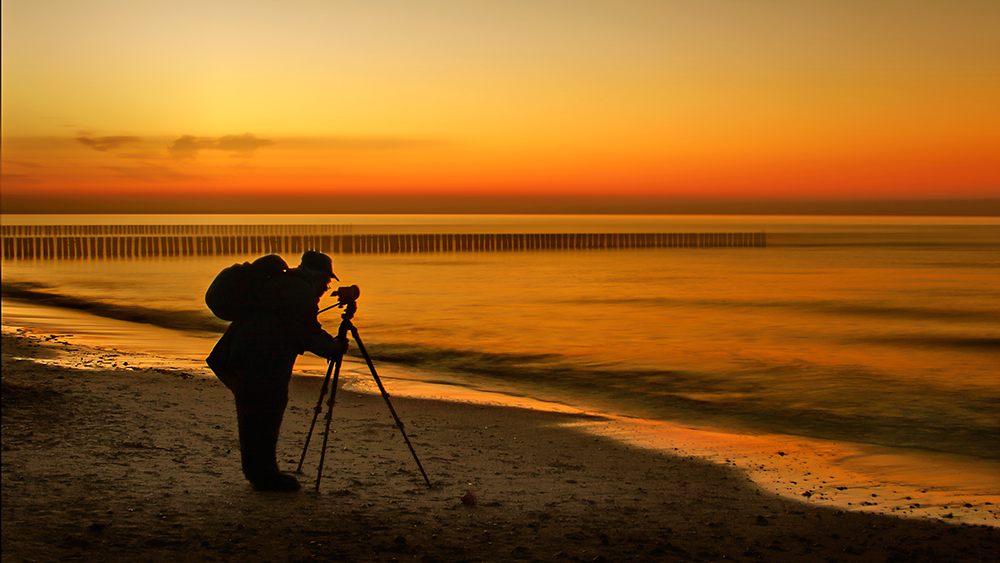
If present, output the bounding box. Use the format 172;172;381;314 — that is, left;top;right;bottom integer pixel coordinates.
314;355;343;492
296;357;336;473
350;327;433;488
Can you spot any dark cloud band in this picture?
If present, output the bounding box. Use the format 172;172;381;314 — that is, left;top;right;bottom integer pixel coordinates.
76;135;141;152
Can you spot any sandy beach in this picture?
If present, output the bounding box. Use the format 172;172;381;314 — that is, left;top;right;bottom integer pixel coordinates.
3;330;999;563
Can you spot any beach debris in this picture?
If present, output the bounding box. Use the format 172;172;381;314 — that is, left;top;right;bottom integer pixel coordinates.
755;515;768;526
461;491;478;506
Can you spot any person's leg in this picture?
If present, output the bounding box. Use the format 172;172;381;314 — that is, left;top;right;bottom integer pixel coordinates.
236;402;299;491
235;378;299;492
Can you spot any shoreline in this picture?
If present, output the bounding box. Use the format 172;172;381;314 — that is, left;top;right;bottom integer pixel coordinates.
4;301;999;527
4;329;999;562
3;301;999;527
354;370;1000;526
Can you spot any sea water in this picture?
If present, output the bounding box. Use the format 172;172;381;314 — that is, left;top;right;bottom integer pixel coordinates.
3;214;999;521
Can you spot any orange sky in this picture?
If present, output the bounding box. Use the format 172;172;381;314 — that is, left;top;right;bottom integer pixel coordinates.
2;0;999;212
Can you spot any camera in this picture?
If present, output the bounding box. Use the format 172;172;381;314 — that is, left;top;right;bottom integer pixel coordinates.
332;285;360;307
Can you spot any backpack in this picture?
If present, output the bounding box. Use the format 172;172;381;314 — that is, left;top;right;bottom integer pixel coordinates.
205;254;289;322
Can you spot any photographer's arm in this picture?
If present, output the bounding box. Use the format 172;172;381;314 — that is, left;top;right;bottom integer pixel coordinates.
298;299;349;359
274;276;349;360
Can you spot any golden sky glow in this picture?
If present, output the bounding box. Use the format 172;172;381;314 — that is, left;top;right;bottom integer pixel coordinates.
2;0;999;210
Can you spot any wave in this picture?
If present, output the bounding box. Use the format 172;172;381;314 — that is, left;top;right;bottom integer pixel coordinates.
360;340;1000;461
1;281;226;334
556;295;1000;324
4;280;997;461
858;335;1000;351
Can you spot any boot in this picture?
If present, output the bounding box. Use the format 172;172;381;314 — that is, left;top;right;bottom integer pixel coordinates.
252;471;301;492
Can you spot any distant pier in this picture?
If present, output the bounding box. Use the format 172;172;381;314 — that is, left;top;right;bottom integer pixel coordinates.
1;224;765;260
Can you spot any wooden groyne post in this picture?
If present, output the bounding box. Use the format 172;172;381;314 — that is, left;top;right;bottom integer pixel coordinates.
1;225;766;260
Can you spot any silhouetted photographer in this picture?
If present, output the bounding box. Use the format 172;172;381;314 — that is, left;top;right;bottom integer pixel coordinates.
206;250;348;492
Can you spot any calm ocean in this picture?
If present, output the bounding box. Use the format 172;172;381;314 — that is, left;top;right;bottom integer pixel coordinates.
3;214;999;517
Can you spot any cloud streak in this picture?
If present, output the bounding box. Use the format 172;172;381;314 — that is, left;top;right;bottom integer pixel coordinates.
169;133;274;160
76;135;141;152
2;159;44;169
0;173;41;185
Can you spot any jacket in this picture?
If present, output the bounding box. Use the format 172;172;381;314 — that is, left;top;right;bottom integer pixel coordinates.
207;268;337;396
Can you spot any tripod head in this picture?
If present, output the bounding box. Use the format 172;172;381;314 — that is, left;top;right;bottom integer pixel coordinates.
331;285;360;308
330;285;360;337
319;285;360;317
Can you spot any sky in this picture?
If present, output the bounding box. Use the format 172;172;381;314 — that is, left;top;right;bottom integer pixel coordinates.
2;0;999;213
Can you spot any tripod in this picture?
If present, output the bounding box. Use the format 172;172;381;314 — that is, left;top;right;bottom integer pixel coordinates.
297;288;432;491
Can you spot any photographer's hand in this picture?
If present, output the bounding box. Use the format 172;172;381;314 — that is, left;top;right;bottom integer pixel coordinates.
333;335;350;358
312;334;350;360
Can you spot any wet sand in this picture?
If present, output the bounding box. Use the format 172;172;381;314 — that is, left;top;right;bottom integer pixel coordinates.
3;330;999;562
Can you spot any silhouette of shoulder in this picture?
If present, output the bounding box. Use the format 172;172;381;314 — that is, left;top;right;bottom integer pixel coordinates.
258;269;319;318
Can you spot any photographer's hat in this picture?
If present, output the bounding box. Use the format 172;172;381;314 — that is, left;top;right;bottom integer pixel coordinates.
300;250;339;281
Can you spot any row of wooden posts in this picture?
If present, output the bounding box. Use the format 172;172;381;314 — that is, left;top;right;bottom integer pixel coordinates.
2;230;766;260
0;224;352;237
